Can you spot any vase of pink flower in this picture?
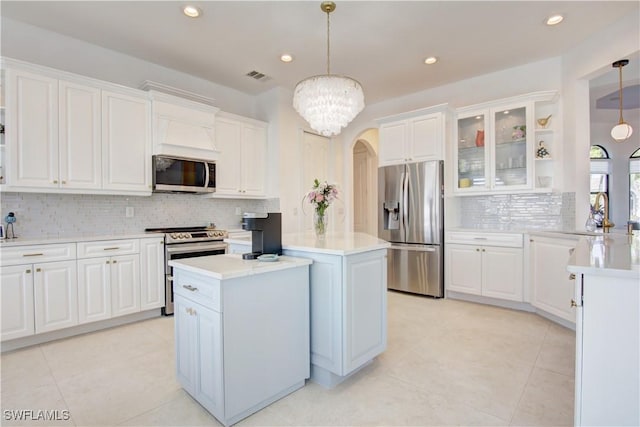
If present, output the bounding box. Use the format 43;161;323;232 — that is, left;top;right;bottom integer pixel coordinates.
306;179;338;239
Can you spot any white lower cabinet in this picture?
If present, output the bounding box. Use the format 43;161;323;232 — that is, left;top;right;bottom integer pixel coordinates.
445;232;524;302
1;265;35;341
33;260;78;333
78;239;140;323
529;234;578;324
77;257;111;323
77;253;140;322
0;243;77;340
0;237;164;344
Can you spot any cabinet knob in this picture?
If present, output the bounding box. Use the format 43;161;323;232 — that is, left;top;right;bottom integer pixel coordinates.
112;260;117;264
476;248;480;252
569;273;576;280
61;180;66;184
482;249;486;252
106;260;110;264
571;299;578;307
36;268;41;272
25;269;32;274
529;239;534;243
53;180;58;184
569;248;575;255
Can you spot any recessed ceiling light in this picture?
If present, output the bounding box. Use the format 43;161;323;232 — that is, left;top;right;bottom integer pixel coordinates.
546;14;564;26
183;5;201;18
503;110;510;114
475;116;482;120
424;56;438;65
280;54;293;63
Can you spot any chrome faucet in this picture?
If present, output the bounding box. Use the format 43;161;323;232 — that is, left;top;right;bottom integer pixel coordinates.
594;192;615;232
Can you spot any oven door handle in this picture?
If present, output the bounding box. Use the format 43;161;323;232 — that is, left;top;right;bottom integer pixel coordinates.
166;243;228;254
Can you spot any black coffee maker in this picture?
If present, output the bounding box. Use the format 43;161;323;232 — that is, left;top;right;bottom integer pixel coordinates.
241;212;282;260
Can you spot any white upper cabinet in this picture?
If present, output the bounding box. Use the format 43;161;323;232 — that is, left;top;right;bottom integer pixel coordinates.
6;68;59;188
214;113;267;198
150;91;220;161
377;107;447;166
59;80;102;189
453;91;559;194
2;59;152;196
102;90;151;193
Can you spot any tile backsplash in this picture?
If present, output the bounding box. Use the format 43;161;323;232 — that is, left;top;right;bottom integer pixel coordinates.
0;193;279;239
458;192;576;230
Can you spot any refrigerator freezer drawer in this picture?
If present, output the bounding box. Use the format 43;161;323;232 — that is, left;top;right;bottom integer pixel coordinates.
387;244;443;297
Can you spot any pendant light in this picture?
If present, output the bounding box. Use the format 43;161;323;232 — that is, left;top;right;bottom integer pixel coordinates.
610;59;633;142
292;1;365;137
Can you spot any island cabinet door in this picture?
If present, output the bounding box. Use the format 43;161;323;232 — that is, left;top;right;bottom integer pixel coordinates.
194;303;224;419
286;250;343;374
174;295;198;397
343;249;388;374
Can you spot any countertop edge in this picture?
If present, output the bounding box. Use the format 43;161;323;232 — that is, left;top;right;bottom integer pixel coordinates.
0;233;163;247
169;255;313;280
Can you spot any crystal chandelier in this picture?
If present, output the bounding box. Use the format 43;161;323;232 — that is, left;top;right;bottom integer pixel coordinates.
293;1;365;137
610;59;633;142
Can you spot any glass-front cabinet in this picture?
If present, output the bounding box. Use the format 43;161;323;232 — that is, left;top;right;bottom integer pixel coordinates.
454;100;535;193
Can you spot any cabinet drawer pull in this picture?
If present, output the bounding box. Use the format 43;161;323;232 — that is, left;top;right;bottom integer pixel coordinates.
22;253;44;257
183;285;198;292
103;247;120;251
473;237;488;240
569;273;576;280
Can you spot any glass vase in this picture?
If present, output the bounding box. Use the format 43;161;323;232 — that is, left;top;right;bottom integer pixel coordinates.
313;211;328;239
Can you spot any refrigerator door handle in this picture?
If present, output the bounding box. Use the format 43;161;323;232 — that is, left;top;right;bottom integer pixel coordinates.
390;245;436;252
402;170;409;237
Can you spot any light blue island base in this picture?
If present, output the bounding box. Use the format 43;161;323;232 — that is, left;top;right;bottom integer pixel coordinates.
227;232;391;390
170;254;312;427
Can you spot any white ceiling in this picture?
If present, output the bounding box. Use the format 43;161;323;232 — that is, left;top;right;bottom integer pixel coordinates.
1;1;638;105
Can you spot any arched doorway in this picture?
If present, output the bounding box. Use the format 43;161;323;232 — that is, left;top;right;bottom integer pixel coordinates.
352;139;377;234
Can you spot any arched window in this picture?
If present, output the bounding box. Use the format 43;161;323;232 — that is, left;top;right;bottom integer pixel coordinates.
630;148;640;222
590;145;611;227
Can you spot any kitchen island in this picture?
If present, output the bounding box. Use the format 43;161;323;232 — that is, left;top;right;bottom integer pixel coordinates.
169;254;312;427
567;233;639;427
226;231;391;388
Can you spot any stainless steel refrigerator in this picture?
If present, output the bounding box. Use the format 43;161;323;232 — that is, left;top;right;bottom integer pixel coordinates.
378;160;444;297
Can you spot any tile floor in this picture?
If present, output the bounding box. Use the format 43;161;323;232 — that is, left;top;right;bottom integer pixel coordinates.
1;292;575;426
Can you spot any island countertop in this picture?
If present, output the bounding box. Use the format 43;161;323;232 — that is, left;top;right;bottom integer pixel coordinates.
225;231;390;256
567;232;640;279
169;254;312;280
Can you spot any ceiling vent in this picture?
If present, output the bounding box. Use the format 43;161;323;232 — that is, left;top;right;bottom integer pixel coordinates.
246;70;271;82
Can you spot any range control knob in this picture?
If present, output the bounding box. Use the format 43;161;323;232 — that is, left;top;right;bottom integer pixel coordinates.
171;233;178;239
208;231;215;237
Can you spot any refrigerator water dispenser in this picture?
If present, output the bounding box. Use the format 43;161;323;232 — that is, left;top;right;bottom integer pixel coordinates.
383;201;400;230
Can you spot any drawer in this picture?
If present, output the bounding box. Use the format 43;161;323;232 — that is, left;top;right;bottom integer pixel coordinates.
173;269;221;312
77;239;140;258
0;243;76;266
446;231;523;248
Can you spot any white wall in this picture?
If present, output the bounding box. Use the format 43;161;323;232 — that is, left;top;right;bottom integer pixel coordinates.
559;12;639;229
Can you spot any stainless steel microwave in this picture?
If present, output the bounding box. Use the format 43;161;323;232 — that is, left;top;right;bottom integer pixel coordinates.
152;155;216;193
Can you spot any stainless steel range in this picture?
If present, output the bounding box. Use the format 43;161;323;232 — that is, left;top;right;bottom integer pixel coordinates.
145;226;228;315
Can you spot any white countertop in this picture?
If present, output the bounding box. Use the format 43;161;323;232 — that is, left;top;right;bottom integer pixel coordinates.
0;233;161;247
225;231;391;256
169;254;312;280
567;232;640;279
